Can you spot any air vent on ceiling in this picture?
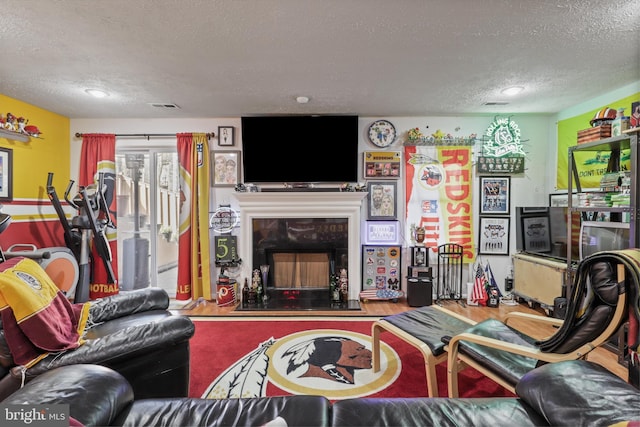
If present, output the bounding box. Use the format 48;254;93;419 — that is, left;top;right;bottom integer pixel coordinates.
149;103;181;109
483;101;509;106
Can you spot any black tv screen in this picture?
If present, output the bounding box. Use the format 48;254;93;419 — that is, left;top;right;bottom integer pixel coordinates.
241;115;359;184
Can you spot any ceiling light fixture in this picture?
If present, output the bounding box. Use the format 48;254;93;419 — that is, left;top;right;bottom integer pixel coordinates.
85;89;109;98
296;96;310;104
500;86;524;96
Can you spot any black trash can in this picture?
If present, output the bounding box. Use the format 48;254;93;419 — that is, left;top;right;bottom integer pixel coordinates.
407;277;433;307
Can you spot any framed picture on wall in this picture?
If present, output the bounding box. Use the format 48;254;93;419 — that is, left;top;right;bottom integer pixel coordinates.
363;151;401;179
0;148;13;201
212;151;241;187
479;176;510;215
367;181;397;220
478;216;510;255
362;220;401;245
217;126;235;147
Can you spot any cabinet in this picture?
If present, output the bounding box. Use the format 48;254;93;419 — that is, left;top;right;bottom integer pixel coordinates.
512;252;567;312
566;130;639;276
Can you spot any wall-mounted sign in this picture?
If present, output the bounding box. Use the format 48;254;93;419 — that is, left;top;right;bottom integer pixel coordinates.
209;205;239;233
362;220;401;245
364;151;401;179
214;235;238;263
477;155;525;174
482;116;525;157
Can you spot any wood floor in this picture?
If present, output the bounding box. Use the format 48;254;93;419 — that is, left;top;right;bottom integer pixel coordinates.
173;297;629;381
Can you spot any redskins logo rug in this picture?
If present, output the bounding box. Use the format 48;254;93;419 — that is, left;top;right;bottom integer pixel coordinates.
202;329;400;400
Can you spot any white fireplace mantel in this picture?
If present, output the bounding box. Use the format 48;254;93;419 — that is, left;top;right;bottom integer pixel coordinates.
233;191;367;300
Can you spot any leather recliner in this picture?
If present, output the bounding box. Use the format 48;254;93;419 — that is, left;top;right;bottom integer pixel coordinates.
0;287;195;400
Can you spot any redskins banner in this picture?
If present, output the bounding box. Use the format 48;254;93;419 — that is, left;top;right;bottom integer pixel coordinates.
176;133;212;301
404;145;475;264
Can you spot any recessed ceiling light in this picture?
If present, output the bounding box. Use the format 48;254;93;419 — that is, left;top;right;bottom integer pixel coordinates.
500;86;524;96
296;96;310;104
85;89;109;98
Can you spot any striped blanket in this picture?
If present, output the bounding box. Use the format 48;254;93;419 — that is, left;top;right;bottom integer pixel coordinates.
0;257;90;368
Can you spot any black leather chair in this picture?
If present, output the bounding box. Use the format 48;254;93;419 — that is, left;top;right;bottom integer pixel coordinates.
0;287;195;400
445;250;639;397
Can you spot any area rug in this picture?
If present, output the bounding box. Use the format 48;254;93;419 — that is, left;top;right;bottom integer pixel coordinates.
189;317;515;400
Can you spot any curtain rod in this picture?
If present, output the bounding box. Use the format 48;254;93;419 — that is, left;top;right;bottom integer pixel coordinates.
74;132;215;139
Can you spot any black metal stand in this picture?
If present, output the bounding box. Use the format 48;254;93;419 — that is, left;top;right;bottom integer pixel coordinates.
436;243;464;304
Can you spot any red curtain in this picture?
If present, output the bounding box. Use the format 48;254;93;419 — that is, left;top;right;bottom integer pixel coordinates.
79;133;119;298
176;133;211;301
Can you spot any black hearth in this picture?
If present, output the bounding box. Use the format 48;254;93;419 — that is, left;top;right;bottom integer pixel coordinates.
236;288;361;311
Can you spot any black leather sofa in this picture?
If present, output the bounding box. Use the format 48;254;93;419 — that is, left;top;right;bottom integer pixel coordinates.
0;287;195;401
4;360;638;426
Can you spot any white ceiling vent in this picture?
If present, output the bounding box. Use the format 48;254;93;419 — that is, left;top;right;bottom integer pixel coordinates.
149;103;181;109
483;101;509;106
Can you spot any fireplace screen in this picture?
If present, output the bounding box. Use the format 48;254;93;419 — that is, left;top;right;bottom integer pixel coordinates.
252;218;348;288
272;252;330;288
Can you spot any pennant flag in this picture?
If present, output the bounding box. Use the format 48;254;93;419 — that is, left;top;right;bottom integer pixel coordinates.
485;262;503;297
471;263;488;306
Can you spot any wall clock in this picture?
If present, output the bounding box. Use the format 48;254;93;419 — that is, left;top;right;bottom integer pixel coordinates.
368;120;397;148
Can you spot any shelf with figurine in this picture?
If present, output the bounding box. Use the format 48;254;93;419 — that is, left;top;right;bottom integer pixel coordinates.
0;112;43;142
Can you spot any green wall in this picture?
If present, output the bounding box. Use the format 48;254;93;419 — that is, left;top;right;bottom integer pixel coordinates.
556;92;639;189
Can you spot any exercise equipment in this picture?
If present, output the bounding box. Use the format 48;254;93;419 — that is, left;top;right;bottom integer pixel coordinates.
0;214;80;299
5;244;79;298
47;172;116;302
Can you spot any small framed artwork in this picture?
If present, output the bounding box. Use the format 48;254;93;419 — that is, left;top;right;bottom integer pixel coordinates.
478;216;510;255
522;216;551;252
410;246;428;266
217;126;235;147
0;147;13;201
479;176;510;215
367;181;397;220
212;151;241;187
362;220;401;245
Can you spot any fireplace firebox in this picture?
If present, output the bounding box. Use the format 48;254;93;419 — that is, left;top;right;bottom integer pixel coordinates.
253;218;348;289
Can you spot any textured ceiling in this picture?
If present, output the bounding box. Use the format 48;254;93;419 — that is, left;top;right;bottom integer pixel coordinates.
0;0;638;119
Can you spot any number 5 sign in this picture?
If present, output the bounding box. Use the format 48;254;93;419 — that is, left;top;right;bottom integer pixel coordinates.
214;235;238;263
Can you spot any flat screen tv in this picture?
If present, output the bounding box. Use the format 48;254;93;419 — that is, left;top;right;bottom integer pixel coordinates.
241;115;359;184
579;221;630;260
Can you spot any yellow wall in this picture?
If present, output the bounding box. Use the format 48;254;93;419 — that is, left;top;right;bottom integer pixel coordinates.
0;93;70;200
556;92;639;189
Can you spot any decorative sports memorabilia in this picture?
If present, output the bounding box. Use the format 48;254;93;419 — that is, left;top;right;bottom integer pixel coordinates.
368;120;397;148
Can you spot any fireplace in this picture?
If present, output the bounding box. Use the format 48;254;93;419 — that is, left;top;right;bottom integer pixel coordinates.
234;192;367;304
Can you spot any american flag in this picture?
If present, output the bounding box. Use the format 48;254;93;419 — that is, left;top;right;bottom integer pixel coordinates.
471;263;488;305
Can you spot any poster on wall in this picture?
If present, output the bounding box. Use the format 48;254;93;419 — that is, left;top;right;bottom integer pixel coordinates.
478;216;510;255
479;176;510;215
404;145;475;264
